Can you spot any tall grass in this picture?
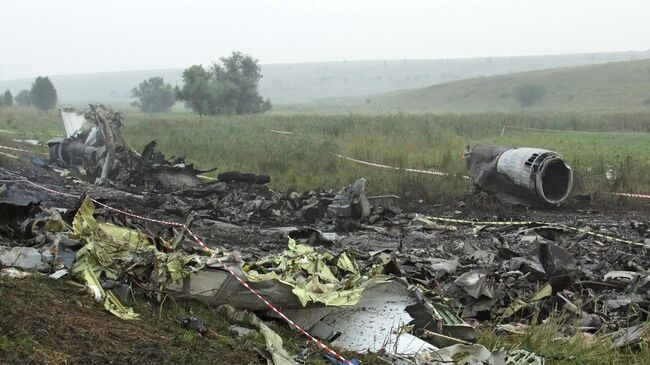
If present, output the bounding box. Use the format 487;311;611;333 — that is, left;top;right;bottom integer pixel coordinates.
2;106;650;201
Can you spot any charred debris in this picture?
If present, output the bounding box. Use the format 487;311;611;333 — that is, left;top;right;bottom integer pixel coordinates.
47;104;217;189
1;106;649;364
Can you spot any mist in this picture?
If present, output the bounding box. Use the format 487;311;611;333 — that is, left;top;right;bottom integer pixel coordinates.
1;0;649;80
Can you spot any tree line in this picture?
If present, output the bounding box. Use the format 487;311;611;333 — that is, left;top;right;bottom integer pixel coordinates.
2;51;270;116
1;76;58;112
131;51;271;115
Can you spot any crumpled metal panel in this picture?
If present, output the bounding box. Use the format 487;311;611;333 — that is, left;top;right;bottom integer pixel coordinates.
59;108;86;137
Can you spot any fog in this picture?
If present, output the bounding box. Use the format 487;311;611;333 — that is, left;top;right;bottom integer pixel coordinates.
0;0;648;80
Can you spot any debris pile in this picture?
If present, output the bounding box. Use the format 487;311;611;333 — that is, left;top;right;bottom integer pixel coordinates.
48;104;206;188
2;156;650;364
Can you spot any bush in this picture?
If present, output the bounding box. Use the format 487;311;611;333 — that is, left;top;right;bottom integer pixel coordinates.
176;52;271;116
513;83;546;107
131;77;175;113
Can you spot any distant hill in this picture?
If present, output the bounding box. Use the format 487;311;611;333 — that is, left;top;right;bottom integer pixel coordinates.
321;58;650;113
0;50;649;105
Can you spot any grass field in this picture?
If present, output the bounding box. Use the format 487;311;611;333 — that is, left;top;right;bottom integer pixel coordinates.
2;106;650;203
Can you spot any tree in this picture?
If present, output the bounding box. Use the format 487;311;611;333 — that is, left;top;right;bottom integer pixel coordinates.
176;52;271;116
131;76;175;113
14;89;31;106
3;90;13;107
513;83;545;107
30;76;58;112
175;65;213;116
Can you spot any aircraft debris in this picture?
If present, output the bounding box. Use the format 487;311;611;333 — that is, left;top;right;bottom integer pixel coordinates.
48;105;206;188
466;145;573;206
2;160;650;364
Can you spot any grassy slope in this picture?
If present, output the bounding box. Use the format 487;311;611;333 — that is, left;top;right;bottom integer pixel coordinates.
326;58;650;113
1;51;649;104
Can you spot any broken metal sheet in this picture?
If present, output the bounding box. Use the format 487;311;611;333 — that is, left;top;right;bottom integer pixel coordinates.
165;265;301;311
454;270;494;299
466;145;573;206
430;258;459;278
0;246;49;271
282;280;439;355
506;257;546;281
534;242;576;292
59;107;86;137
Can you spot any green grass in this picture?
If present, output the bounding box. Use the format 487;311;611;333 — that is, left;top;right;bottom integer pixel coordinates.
479;313;650;365
2;106;650;203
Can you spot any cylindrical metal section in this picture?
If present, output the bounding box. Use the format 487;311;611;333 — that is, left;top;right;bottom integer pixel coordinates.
496;147;573;204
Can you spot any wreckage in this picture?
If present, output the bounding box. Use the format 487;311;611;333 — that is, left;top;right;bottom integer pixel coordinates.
465;145;573;206
2;108;649;364
4;158;650;364
48;105;206;188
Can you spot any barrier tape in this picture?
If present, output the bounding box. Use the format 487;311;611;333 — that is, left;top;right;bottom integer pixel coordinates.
0;177;354;365
423;216;648;249
501;125;650;136
0;144;36;154
611;192;650;199
335;153;470;179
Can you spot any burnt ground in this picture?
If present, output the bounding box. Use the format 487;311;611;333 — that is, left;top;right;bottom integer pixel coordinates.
3;163;650;364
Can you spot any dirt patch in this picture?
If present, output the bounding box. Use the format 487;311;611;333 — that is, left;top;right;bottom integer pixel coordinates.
0;276;259;365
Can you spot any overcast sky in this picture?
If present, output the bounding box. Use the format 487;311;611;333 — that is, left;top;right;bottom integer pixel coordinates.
1;0;648;80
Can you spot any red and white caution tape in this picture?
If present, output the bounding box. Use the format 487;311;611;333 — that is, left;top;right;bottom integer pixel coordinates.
611;192;650;199
0;144;36;154
335;153;471;179
0;177;354;365
501;125;649;135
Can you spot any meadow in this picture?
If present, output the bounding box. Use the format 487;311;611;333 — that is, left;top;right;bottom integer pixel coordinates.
2;106;650;204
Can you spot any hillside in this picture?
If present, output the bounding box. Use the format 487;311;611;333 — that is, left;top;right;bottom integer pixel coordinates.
327;58;650;112
0;50;648;105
